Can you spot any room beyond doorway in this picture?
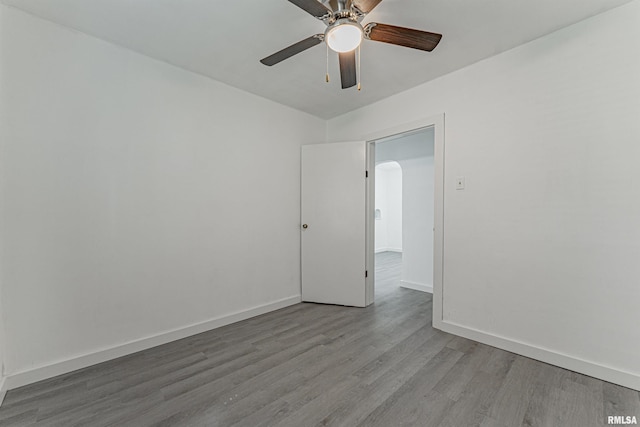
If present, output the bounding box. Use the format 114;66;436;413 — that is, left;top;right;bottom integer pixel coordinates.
373;127;435;297
375;161;403;254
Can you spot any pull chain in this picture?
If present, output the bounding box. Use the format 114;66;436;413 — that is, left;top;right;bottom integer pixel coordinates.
357;44;361;91
326;43;330;83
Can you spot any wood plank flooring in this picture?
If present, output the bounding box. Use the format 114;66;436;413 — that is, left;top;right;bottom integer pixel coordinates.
1;252;638;426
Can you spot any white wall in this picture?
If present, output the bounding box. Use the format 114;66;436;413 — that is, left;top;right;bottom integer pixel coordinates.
400;156;434;292
328;1;640;390
374;166;388;251
0;5;325;384
374;162;402;252
0;291;5;403
0;3;7;403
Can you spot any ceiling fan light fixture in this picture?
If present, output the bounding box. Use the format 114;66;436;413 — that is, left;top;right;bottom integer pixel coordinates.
325;21;363;53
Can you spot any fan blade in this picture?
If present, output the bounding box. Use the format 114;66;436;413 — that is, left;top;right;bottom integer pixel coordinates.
288;0;333;19
351;0;382;14
339;51;357;89
364;23;442;51
329;0;338;11
260;35;324;66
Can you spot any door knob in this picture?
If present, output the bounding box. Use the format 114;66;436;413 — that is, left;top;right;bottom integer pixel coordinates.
302;224;308;229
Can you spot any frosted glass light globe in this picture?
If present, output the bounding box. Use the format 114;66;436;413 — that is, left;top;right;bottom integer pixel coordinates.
326;22;363;53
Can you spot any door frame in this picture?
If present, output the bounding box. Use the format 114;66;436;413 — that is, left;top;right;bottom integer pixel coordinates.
363;114;445;327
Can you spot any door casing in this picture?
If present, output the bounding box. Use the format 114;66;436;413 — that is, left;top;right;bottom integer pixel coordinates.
363;114;445;326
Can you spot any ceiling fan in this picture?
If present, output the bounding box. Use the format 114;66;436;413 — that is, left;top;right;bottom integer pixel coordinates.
260;0;442;89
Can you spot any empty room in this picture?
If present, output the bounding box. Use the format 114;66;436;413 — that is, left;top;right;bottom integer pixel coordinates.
0;0;639;426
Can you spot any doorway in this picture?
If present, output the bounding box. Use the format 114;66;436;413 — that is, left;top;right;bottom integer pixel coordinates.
300;114;444;322
371;127;436;301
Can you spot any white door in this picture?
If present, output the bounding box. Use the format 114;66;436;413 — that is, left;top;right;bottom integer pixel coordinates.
301;141;368;307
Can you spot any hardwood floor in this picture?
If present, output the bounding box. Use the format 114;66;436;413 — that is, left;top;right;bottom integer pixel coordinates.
1;252;638;426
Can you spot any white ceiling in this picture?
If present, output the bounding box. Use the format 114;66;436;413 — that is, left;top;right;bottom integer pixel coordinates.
3;0;633;119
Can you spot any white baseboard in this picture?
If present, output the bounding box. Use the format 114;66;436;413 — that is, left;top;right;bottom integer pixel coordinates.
375;248;402;253
0;376;6;407
5;295;301;390
436;319;640;392
399;280;433;294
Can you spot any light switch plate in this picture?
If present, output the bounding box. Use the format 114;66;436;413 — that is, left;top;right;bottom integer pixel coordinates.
456;176;465;190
